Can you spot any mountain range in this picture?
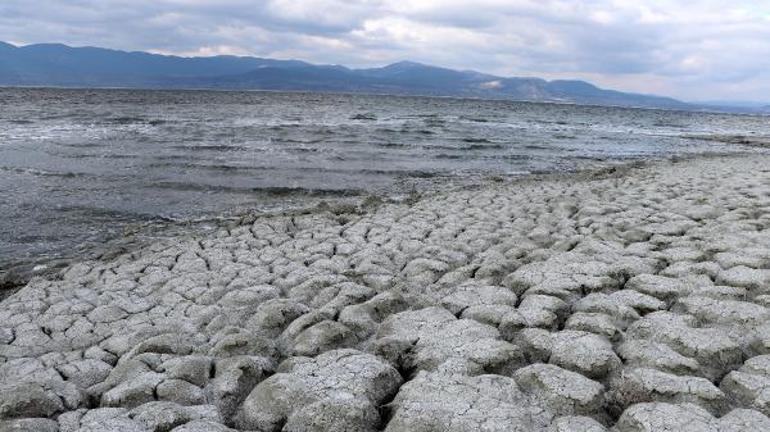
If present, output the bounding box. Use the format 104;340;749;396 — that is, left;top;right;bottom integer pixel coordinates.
0;41;762;112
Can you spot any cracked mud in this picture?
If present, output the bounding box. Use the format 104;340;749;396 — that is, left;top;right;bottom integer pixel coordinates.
2;155;770;431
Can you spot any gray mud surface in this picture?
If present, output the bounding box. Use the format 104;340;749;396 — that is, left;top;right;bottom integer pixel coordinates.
2;155;770;431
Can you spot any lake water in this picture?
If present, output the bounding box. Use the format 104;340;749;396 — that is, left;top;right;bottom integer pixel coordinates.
1;88;768;277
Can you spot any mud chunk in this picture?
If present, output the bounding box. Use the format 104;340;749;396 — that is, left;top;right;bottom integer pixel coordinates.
514;364;605;417
614;402;770;432
373;307;523;376
291;320;356;356
626;311;742;380
720;355;770;416
609;368;726;414
237;349;401;432
0;383;64;419
385;371;552;432
616;340;700;376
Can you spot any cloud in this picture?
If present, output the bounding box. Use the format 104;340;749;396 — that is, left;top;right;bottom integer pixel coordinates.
0;0;768;101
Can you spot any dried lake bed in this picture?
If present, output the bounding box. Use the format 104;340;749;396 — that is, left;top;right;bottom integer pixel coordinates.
2;154;770;431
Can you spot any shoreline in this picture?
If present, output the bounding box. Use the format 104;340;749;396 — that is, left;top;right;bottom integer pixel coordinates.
0;149;752;301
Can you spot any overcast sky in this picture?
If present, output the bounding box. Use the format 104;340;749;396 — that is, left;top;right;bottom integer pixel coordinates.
2;0;769;102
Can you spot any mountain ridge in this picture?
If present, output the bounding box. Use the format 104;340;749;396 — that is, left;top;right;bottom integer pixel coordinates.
0;41;757;112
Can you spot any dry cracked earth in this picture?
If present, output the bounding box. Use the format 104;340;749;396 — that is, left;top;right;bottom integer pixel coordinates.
2;155;770;432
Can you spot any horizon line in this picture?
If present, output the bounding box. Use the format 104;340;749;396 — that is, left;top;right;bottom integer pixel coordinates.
2;40;768;108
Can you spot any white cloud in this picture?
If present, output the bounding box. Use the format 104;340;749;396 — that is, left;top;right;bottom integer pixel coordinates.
0;0;768;101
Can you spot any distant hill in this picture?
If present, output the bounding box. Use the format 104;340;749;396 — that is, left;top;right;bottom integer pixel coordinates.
0;41;694;110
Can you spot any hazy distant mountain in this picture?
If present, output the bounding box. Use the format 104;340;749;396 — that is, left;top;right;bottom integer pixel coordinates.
0;41;692;109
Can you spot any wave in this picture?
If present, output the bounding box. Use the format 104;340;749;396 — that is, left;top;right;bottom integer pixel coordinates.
395;170;442;178
108;116;147;124
499;154;532;160
572;155;607;161
351;113;377;121
170;144;250;152
141;162;441;180
652;121;686;128
97;116;170;126
423;120;446;127
375;142;410;148
285;147;322;153
522;144;550;150
680;134;770;147
402;129;436;135
275;138;326;145
102;154;141;159
149;181;362;196
351;168;441;178
52;152;141;161
423;142;505;151
460;116;490;123
435;153;464;160
56;142;107;148
467;143;505;150
145;161;258;172
54;205;160;222
422;144;463;151
0;166;94;179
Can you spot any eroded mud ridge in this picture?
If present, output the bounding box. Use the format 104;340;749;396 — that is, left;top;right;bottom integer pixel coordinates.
2;155;770;431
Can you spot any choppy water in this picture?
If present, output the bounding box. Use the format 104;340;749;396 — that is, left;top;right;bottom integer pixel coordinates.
1;88;768;276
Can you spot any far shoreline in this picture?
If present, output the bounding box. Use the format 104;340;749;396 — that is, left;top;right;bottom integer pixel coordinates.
2;85;768;117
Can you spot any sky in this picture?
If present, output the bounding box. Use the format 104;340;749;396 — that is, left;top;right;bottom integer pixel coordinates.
1;0;769;103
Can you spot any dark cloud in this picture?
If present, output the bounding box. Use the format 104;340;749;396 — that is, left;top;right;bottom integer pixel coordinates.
1;0;768;101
